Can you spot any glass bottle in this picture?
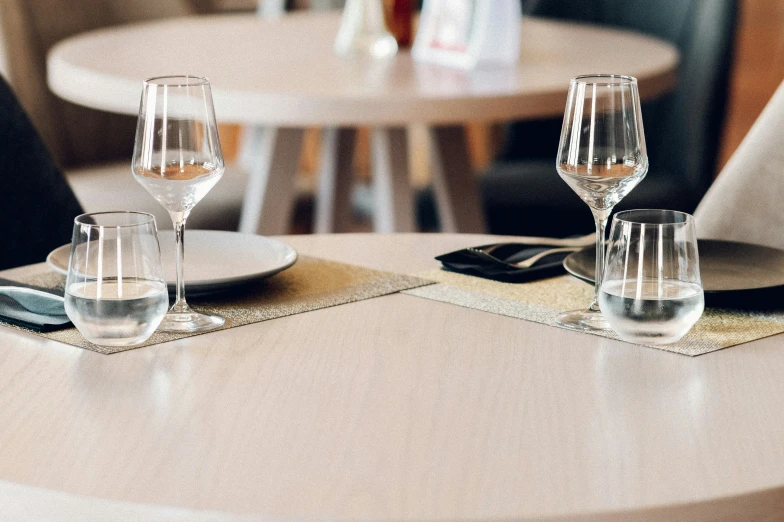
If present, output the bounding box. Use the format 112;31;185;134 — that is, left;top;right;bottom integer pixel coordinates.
334;0;398;58
384;0;413;48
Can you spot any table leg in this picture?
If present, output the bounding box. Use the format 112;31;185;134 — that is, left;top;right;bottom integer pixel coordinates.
430;125;487;233
315;127;357;233
372;127;416;233
238;127;304;236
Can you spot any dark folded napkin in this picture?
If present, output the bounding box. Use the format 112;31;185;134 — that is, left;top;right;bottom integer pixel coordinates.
437;243;576;283
0;278;71;332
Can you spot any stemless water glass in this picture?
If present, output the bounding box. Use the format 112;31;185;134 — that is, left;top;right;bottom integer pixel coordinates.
64;212;169;346
132;75;225;333
556;74;648;332
599;210;704;344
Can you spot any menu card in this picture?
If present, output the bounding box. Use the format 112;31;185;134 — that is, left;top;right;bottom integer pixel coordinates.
413;0;522;69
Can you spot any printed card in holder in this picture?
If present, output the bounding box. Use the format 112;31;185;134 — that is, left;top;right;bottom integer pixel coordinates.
412;0;522;69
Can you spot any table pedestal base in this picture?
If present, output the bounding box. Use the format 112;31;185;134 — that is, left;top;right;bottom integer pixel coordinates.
238;124;486;236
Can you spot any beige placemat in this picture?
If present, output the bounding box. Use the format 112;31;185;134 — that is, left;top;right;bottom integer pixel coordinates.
1;256;432;355
404;270;784;356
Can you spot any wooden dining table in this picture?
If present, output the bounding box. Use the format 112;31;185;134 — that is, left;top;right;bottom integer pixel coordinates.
46;12;678;236
1;233;783;521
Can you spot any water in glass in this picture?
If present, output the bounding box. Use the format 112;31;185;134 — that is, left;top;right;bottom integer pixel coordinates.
135;164;223;222
599;280;704;344
65;280;168;346
558;163;646;210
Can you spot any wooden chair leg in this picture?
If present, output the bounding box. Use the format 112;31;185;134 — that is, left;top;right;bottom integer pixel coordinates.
371;127;416;233
238;127;304;236
315;127;357;233
429;125;487;233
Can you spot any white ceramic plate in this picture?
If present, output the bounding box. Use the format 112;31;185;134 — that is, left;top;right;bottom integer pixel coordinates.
47;230;297;296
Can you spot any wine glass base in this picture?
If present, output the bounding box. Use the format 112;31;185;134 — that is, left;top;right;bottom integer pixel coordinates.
556;309;611;332
158;311;225;333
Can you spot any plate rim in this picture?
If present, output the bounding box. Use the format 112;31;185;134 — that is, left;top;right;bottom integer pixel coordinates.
563;238;784;294
46;230;298;292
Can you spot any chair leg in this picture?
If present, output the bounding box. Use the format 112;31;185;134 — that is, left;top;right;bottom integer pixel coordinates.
238;127;304;236
315;127;357;233
371;127;416;233
430;125;487;233
237;125;262;173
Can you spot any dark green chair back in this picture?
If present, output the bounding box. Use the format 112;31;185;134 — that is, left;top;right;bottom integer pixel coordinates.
484;0;737;236
528;0;737;194
0;77;83;269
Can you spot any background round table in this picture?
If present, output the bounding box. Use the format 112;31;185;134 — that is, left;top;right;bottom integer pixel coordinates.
47;13;679;235
1;233;783;521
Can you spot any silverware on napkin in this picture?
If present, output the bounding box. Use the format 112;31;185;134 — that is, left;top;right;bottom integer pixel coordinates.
437;234;595;283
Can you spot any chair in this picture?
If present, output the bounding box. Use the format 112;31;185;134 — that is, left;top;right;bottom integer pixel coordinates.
481;0;738;237
0;0;249;231
0;75;82;270
694;80;784;249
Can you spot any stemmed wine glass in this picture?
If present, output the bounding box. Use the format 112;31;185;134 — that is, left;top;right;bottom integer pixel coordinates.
555;74;648;332
132;75;225;333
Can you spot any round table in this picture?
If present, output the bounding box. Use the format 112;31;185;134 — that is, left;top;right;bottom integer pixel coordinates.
47;13;679;235
1;234;783;521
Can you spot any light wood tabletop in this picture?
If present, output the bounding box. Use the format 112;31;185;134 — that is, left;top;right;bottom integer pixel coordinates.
46;12;679;237
1;233;783;521
47;12;677;126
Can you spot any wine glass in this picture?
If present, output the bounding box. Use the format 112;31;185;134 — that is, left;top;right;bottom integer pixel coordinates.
600;210;704;344
556;74;648;332
132;75;225;333
65;212;169;346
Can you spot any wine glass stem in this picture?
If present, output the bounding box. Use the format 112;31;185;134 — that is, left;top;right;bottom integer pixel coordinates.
589;208;610;312
171;217;190;314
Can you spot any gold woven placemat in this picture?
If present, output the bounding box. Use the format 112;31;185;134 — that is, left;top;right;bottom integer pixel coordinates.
2;256;432;355
403;270;784;356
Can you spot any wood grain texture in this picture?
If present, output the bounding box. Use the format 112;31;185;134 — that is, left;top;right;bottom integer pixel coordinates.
1;234;783;521
46;13;678;126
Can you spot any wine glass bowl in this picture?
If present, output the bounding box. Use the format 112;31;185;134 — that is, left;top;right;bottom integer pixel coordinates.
132;75;225;333
555;74;648;332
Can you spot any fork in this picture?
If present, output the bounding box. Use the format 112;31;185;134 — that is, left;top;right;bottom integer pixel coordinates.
512;247;581;268
467;246;581;269
480;233;596;256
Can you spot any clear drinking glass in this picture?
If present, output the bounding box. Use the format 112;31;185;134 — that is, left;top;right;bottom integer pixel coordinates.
132;75;225;333
64;212;169;346
599;210;704;344
556;74;648;332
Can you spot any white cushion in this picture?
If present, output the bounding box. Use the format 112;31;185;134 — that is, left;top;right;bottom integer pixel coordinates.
66;162;248;231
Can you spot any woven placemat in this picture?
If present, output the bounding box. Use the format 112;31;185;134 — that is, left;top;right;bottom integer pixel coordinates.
2;256;432;354
404;270;784;356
